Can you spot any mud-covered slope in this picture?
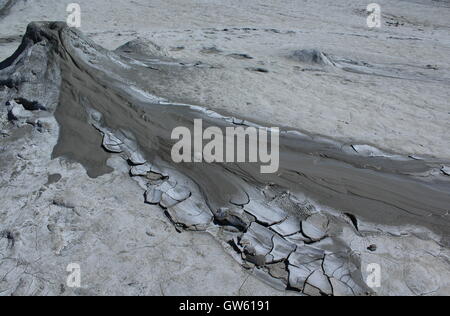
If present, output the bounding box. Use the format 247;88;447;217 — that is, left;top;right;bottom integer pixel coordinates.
1;22;450;295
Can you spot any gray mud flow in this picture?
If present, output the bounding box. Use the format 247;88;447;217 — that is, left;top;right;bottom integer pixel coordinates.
5;22;450;238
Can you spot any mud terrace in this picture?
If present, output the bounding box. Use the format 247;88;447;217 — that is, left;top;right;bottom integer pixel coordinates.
0;1;450;296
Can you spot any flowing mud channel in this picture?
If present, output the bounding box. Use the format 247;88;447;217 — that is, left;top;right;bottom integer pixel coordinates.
1;22;450;296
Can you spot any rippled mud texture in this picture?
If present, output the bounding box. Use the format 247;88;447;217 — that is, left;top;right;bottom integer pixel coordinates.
1;22;450;295
0;0;17;19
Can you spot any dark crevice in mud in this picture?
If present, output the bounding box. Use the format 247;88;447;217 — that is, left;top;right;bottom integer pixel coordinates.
13;97;46;111
227;239;242;253
2;22;450;296
344;213;359;231
1;230;16;249
0;78;15;88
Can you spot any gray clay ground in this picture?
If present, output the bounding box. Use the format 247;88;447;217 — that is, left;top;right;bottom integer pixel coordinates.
0;1;450;296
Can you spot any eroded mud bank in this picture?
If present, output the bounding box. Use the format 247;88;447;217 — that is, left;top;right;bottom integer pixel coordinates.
1;22;449;295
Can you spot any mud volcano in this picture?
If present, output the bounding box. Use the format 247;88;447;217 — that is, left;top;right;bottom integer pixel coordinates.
1;22;449;296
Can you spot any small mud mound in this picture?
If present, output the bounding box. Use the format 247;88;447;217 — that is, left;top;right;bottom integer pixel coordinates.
290;49;335;66
115;39;169;58
289;48;450;83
